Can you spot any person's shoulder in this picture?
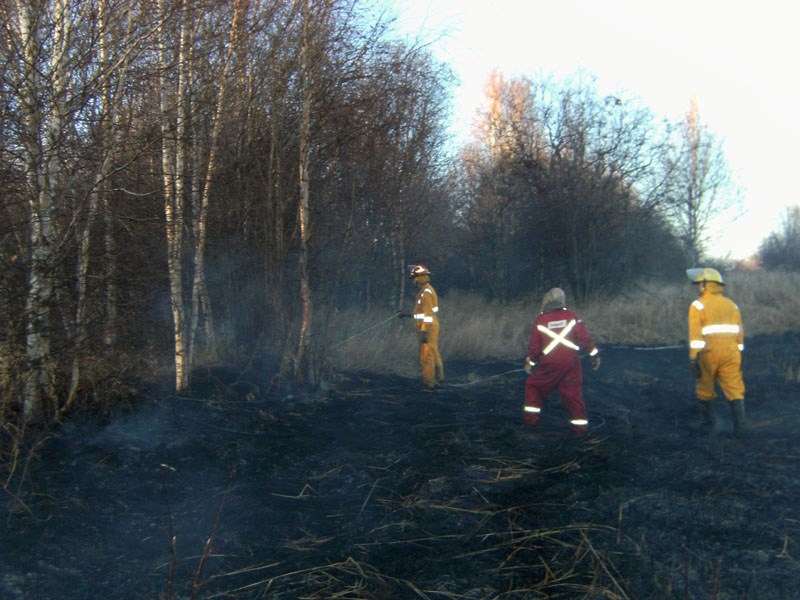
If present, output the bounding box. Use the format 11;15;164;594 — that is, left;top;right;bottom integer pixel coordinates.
724;294;741;308
540;307;573;320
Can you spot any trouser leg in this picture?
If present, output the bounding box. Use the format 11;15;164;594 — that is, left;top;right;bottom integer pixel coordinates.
699;399;720;435
716;346;746;401
427;323;444;382
419;342;436;389
524;376;548;425
434;349;444;381
730;399;748;435
559;366;588;434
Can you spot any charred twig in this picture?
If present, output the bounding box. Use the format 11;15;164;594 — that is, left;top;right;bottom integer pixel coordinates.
159;464;177;600
191;459;239;599
616;494;657;544
271;482;316;498
358;477;385;517
578;528;631;600
283;530;336;551
709;560;720;600
2;422;50;509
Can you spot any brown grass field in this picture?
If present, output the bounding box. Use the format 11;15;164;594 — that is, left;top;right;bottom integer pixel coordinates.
327;270;800;376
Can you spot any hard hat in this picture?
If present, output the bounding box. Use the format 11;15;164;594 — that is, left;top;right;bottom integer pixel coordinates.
686;267;725;285
542;287;566;307
408;264;431;279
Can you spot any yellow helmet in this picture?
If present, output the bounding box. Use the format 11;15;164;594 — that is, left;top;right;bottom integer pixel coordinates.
686;267;725;285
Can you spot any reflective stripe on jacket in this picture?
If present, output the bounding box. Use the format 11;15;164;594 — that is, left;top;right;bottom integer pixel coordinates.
688;286;744;359
414;283;439;332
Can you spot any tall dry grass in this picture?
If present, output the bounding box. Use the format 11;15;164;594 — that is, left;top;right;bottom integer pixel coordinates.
327;271;800;376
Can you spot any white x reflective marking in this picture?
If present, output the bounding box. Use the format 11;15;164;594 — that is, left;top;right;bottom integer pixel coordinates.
537;319;580;354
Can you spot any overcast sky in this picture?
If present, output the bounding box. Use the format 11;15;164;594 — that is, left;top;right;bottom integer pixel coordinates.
384;0;800;260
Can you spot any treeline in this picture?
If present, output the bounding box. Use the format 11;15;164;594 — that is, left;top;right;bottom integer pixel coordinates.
760;206;800;270
0;0;742;425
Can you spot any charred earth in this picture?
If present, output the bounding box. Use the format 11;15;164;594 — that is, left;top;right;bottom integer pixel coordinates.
2;333;800;599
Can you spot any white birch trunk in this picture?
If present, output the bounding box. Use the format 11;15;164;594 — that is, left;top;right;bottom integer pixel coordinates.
159;0;189;391
188;0;244;364
16;0;72;421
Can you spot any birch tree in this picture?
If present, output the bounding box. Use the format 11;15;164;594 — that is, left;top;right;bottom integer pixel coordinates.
64;0;141;414
187;0;245;367
0;0;457;419
156;0;255;389
1;0;164;420
157;0;190;390
9;0;76;421
293;0;316;384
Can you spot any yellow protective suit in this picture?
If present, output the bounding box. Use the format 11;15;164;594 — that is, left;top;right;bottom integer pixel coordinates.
688;282;745;401
413;276;444;388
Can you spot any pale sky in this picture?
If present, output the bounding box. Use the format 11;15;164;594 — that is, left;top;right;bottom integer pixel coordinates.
386;0;800;260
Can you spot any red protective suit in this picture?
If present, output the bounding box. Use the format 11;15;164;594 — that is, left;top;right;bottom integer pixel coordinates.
524;307;598;434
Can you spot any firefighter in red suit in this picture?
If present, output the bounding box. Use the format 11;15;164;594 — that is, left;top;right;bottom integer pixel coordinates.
523;288;600;434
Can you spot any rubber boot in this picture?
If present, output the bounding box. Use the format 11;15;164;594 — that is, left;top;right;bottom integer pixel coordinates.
699;400;719;435
730;399;748;436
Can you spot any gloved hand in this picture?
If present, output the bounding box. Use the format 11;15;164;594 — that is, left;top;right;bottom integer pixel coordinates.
419;330;429;344
690;358;701;379
524;358;534;375
396;311;412;319
591;353;601;371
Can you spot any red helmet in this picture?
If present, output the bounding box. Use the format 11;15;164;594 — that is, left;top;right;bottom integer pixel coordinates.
408;264;431;279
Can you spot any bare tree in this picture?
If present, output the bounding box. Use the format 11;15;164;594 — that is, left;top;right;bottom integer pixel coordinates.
4;0;113;420
63;0;150;414
293;0;316;384
760;206;800;271
459;72;680;301
661;98;735;266
187;0;246;367
0;0;456;423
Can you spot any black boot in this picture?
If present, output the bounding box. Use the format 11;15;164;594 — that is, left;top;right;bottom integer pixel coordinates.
699;400;719;435
730;399;748;436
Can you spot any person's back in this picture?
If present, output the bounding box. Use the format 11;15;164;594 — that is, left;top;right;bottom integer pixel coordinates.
530;307;593;371
523;288;599;434
686;268;747;436
689;284;743;353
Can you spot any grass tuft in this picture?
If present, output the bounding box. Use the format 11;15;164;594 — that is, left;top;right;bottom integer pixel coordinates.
328;271;800;376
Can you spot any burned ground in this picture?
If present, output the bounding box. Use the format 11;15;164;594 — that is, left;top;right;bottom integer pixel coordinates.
2;334;800;599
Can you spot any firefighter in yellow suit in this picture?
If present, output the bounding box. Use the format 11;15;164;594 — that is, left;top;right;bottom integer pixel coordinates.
687;267;747;435
409;264;444;389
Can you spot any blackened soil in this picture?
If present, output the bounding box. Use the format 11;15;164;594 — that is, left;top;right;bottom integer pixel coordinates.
2;334;800;599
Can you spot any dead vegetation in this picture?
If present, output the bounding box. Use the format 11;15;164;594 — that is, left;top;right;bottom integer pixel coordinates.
3;272;800;599
328;270;800;374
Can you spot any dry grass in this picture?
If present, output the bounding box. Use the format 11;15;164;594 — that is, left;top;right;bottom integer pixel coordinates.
206;447;633;599
328;271;800;376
